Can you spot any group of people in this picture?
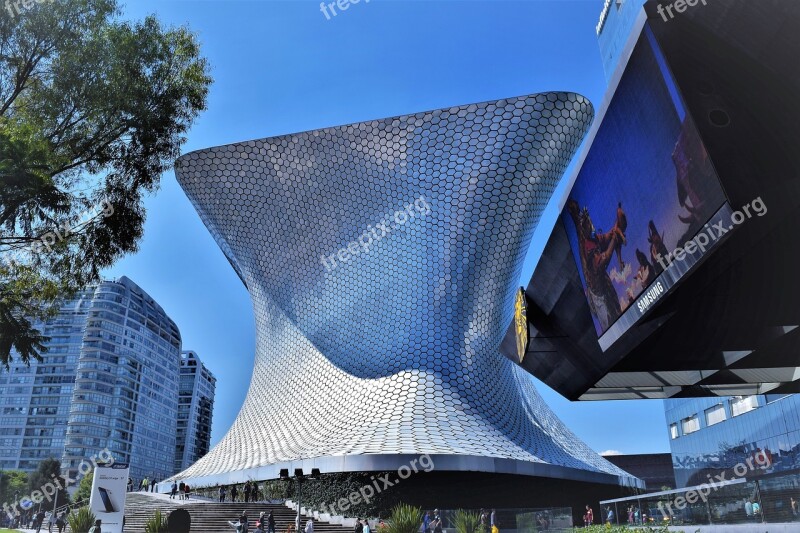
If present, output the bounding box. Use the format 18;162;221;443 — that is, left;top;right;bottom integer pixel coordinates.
422;508;497;533
625;505;645;525
229;509;277;533
354;516;386;533
744;498;762;521
170;480;193;499
137;476;160;493
22;509;68;533
219;481;263;503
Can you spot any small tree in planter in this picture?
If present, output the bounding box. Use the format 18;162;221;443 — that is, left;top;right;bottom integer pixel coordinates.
68;507;97;533
145;509;170;533
453;510;481;533
386;504;422;533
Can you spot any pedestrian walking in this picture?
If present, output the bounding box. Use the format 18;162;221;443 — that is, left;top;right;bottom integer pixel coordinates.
171;481;178;499
56;512;66;533
267;511;276;533
179;481;186;500
219;485;227;503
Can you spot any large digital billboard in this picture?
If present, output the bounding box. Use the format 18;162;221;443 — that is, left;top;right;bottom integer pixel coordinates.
562;26;727;339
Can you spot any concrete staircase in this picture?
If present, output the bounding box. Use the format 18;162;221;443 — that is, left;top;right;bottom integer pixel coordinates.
120;493;354;533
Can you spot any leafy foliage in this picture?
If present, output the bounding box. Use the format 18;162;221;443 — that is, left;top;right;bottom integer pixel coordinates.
26;457;70;508
452;510;481;533
294;472;396;518
67;506;96;533
575;526;684;532
145;509;170;533
0;469;28;504
73;471;93;504
0;0;212;367
385;504;422;533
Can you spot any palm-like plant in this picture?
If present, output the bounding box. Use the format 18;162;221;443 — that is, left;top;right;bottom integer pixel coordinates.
145;509;170;533
453;510;481;533
385;503;423;533
67;507;96;533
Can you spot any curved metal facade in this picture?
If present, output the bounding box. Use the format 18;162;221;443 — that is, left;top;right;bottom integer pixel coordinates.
173;93;641;489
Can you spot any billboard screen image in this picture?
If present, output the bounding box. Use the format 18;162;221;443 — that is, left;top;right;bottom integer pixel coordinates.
562;26;727;336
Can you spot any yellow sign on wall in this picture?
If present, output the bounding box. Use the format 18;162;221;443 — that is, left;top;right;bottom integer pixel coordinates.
514;287;529;363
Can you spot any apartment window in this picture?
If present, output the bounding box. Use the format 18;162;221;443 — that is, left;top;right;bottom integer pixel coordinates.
682;415;700;435
730;395;758;417
669;423;679;440
705;404;726;426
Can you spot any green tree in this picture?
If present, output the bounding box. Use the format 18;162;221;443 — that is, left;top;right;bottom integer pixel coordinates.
27;457;70;508
74;470;93;504
0;0;212;367
0;469;28;503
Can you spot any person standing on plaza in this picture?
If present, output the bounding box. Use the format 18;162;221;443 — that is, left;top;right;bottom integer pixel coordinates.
56;512;66;533
584;505;593;527
489;509;496;533
220;485;227;502
231;485;239;503
354;517;363;533
141;477;149;492
268;511;276;533
361;518;369;533
179;480;186;500
422;511;432;533
184;482;191;500
34;509;46;533
171;481;178;499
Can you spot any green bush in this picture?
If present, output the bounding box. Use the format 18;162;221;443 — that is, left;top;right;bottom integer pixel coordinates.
385;503;422;533
67;507;96;533
453;510;482;533
144;509;170;533
574;526;684;532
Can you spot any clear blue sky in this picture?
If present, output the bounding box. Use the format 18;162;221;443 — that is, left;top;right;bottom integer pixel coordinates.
106;0;671;456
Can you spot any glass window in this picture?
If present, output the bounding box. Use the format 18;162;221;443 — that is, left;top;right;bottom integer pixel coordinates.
705;404;726;426
670;423;679;439
682;414;700;434
730;395;758;417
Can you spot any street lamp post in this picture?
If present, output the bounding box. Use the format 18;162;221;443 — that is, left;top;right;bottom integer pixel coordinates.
281;468;321;533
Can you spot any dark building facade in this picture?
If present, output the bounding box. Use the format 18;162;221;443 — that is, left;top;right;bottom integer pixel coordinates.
665;394;800;489
604;453;676;492
175;350;216;474
501;0;800;400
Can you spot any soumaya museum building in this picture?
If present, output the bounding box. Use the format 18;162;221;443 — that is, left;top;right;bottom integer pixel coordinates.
170;93;644;510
